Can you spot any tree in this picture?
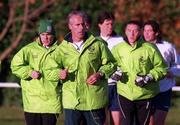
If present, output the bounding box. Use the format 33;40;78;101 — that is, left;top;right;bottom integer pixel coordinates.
0;0;56;61
114;0;180;51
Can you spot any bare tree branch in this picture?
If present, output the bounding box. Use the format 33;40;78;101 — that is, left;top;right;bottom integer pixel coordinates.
0;2;16;42
0;0;29;61
15;0;56;21
0;0;56;61
0;0;55;43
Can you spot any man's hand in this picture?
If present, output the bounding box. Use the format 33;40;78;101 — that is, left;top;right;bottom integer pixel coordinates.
59;69;68;80
135;74;153;87
31;71;41;79
86;72;104;85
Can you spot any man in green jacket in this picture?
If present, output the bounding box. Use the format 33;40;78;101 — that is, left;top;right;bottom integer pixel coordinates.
111;20;167;125
11;19;61;125
44;11;116;125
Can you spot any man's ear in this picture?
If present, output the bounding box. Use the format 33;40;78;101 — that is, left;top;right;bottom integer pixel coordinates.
98;23;101;28
68;23;72;30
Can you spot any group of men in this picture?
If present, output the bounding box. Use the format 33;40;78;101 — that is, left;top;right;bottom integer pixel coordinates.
11;10;180;125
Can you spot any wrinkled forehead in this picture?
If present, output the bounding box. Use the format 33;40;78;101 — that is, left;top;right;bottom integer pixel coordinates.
103;19;113;24
69;15;84;24
144;25;154;31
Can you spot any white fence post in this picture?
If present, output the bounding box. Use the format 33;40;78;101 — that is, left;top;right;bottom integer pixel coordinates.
0;82;20;88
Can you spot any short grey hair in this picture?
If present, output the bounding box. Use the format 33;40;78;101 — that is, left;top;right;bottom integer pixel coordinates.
68;10;85;24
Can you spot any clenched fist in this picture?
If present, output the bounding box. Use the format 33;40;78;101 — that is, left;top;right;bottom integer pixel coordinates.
31;71;41;79
59;69;68;80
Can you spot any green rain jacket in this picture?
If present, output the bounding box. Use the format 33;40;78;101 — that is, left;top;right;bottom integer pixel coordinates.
44;33;116;110
111;40;167;101
11;38;62;113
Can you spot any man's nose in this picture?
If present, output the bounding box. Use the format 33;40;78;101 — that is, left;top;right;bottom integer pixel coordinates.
45;35;48;39
80;24;84;29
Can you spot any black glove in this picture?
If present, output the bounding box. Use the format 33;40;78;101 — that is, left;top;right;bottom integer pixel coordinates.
111;70;123;81
135;74;153;87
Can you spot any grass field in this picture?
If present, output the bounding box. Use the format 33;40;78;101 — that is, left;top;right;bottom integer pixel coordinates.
0;106;64;125
0;95;180;125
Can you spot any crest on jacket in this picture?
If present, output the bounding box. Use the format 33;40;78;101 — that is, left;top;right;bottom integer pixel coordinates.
88;46;95;53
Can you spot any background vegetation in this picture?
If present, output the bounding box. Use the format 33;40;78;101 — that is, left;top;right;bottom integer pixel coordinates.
0;0;180;124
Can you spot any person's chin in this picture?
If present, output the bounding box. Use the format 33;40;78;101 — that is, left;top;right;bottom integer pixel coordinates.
78;34;84;38
43;43;50;46
79;32;84;35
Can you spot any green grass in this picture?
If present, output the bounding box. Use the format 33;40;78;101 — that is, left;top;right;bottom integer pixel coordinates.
166;107;180;125
0;96;180;125
0;106;64;125
165;94;180;125
0;106;24;125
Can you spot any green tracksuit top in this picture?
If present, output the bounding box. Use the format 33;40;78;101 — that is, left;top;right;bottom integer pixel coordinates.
111;40;167;101
11;39;62;113
44;33;116;110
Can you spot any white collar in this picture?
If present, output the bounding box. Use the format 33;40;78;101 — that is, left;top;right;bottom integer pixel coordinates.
100;35;110;41
72;40;84;51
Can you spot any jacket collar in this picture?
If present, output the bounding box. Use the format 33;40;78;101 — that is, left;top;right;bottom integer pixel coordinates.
64;32;89;43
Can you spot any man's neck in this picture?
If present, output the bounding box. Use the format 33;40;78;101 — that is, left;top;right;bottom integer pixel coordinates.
100;33;110;38
73;39;83;43
100;33;111;41
150;39;157;44
128;41;136;47
72;36;83;43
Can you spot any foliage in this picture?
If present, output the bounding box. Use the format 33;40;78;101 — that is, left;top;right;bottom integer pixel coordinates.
113;0;180;51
